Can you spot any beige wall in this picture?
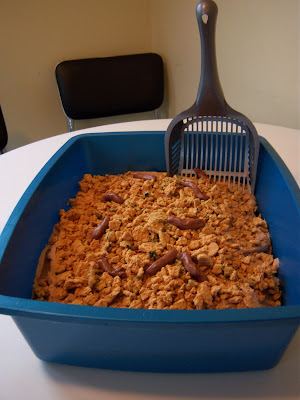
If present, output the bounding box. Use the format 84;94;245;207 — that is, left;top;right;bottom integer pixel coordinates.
0;0;299;151
0;0;152;150
151;0;300;130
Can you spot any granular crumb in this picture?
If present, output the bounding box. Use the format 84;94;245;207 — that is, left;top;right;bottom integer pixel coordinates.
32;171;281;309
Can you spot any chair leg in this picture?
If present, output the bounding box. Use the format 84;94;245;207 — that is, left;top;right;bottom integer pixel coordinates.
67;117;74;132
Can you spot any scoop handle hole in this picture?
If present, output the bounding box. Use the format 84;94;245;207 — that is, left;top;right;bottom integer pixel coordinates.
202;14;208;24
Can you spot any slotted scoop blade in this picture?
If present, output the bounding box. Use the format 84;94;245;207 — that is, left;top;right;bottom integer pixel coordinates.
165;0;259;193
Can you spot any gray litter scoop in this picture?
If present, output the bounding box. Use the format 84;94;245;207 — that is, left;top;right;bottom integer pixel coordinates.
165;0;260;193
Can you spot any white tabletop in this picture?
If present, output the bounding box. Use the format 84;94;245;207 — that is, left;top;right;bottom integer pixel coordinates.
0;120;299;400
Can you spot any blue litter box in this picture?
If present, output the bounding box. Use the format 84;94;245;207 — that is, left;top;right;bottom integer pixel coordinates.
0;131;299;373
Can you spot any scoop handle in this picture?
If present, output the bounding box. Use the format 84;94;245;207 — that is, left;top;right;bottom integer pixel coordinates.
195;0;227;115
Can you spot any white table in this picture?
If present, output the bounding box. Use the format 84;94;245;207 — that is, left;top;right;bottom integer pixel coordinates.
0;120;299;400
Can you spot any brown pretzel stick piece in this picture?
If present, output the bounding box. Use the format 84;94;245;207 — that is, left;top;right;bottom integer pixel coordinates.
133;172;157;181
88;216;110;243
181;180;209;200
194;167;208;179
145;248;178;276
97;257;127;278
243;242;270;256
178;252;208;282
167;216;207;230
101;193;124;204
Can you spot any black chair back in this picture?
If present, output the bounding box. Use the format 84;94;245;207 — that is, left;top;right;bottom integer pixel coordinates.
0;105;8;153
55;53;164;131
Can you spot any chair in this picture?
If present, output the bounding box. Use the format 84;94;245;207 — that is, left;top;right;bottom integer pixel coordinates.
0;105;8;154
55;53;164;131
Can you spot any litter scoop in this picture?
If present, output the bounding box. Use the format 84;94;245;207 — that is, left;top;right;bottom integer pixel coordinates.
165;0;260;193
